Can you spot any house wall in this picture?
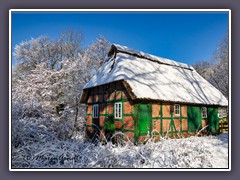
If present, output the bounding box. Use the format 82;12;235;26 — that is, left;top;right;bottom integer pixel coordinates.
151;103;189;140
85;82;228;144
85;81;135;142
151;104;228;140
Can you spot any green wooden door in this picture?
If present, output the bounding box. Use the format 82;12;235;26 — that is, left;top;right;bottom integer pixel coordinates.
207;107;219;135
134;104;151;140
139;104;151;134
187;106;202;132
104;116;114;141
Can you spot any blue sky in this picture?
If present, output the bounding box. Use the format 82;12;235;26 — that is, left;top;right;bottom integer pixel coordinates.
12;11;229;65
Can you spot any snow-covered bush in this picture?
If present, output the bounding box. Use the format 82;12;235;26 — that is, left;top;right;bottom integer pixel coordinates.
11;133;228;168
12;114;57;149
12;31;110;143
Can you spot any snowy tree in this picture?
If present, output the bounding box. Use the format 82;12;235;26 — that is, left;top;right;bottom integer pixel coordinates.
13;29;83;71
193;33;229;98
192;61;212;78
12;30;110;141
209;33;229;98
82;35;111;83
58;29;84;60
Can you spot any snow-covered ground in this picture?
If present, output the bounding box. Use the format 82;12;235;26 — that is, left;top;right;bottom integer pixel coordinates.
12;132;228;169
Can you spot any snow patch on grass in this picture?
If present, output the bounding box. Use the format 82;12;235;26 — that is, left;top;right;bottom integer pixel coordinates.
12;133;228;169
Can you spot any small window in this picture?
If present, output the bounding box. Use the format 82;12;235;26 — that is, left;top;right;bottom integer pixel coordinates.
219;107;227;118
93;104;99;118
222;107;227;117
218;107;223;118
201;107;207;118
114;102;122;119
174;104;180;116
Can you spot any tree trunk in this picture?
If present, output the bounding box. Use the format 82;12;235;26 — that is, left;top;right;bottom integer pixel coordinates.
74;96;79;130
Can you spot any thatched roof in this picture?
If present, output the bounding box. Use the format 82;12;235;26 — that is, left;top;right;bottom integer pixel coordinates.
83;44;228;106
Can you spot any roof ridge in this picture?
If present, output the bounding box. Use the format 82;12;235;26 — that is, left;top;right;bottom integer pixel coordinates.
112;44;194;71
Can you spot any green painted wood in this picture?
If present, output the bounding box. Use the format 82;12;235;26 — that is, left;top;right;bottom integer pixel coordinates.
123;114;134;116
133;105;138;143
122;129;135;133
133;104;151;143
180;105;182;132
149;103;152;135
152;117;188;120
85;124;93;127
169;108;173;135
138;104;151;134
169;105;176;136
187;106;202;132
160;102;163;136
207;107;219;135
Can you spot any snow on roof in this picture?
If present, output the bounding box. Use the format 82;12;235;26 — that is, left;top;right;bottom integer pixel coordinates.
84;44;228;106
113;44;194;70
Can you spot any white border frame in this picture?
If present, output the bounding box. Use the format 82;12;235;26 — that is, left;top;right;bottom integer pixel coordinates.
9;9;231;171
